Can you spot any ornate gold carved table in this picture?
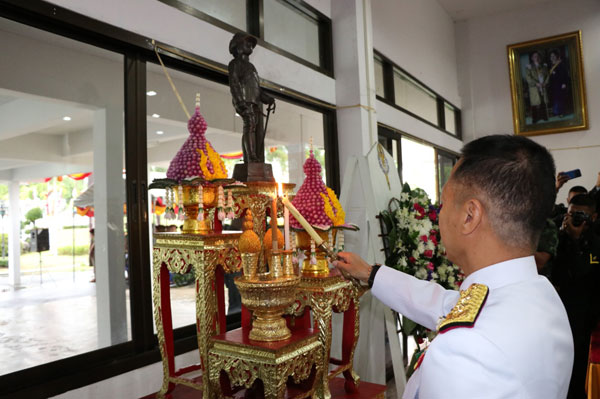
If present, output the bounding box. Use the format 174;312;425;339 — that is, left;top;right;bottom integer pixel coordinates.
208;327;322;398
286;270;367;399
152;231;242;399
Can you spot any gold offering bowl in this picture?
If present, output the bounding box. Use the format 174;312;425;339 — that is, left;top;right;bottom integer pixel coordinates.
235;274;300;342
296;229;334;277
179;185;218;234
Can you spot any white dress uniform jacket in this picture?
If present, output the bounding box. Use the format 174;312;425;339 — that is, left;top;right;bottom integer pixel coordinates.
372;256;573;399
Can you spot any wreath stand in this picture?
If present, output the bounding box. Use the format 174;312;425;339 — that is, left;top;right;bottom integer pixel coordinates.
336;142;407;397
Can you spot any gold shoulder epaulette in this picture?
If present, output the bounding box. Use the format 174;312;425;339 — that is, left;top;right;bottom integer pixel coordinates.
437;283;489;334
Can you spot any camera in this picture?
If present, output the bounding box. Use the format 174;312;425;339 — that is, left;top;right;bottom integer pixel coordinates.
570;211;592;227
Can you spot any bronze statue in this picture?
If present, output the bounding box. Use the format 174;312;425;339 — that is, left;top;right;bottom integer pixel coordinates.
228;33;276;169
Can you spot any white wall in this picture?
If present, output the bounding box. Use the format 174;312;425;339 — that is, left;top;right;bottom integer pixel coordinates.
371;0;461;107
370;0;463;152
456;0;600;202
46;0;336;105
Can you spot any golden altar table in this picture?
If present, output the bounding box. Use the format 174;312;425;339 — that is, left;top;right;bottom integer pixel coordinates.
152;231;241;398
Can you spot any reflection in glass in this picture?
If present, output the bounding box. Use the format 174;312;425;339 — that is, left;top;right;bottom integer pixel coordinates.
146;63;326;329
394;69;438;125
374;57;385;98
0;17;129;375
177;0;246;30
264;0;320;66
438;152;456;197
401;137;437;203
444;103;456;135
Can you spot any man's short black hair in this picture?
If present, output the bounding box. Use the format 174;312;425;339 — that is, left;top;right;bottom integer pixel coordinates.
569;193;596;212
569;185;587;195
452;135;556;249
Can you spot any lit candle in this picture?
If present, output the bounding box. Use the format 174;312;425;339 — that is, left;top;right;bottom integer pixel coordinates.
282;195;361;286
281;196;323;246
279;183;290;250
271;192;278;251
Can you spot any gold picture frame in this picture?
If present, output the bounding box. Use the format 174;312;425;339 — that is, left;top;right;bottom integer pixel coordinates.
507;31;588;136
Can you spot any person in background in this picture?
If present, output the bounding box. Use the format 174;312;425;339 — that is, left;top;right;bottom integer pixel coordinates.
552;193;600;399
535;218;558;276
552;178;587;228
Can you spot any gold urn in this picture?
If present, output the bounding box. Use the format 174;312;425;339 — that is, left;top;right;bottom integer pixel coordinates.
235;273;300;342
178;185;218;234
296;229;333;277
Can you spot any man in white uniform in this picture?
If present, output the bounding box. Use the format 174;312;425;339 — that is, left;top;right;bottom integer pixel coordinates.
334;135;574;398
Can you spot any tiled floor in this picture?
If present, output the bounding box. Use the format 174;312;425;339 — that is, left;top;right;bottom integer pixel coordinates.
0;269;198;376
1;269;403;397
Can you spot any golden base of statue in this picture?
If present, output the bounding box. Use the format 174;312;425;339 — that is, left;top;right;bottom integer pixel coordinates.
233;162;275;182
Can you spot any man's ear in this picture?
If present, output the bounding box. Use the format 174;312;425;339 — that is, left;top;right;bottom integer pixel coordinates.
461;198;484;235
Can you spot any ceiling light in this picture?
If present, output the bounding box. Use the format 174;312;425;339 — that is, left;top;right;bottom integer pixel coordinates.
63;116;72;121
146;90;157;96
235;113;241;117
156;130;164;135
152;113;160;118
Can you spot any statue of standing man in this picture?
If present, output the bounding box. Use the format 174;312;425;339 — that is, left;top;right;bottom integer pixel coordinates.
228;33;276;181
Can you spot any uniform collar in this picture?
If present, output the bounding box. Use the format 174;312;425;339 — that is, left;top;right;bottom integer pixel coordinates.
461;256;538;291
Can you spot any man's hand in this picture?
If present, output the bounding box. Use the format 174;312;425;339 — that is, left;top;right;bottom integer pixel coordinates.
595;172;600;188
332;252;372;283
556;172;569;192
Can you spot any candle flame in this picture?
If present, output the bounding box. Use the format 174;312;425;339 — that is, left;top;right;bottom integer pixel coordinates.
277;182;283;197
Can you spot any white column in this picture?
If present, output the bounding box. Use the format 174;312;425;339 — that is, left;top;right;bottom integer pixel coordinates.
333;0;378;165
93;107;128;346
8;181;21;287
332;1;407;395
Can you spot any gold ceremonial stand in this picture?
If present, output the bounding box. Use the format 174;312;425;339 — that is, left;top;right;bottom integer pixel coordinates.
230;182;295;271
208;327;322;398
152;232;242;399
287;270;366;399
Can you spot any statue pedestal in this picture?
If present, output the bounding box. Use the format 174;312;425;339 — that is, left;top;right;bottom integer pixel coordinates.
233;162;275;182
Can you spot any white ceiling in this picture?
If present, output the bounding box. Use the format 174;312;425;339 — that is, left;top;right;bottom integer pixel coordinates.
437;0;558;21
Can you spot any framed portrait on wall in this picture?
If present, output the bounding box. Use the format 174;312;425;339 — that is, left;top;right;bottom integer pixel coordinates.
507;31;588;136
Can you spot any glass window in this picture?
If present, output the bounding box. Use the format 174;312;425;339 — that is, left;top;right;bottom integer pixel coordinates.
438;151;456;197
146;63;326;328
378;135;400;173
177;0;247;30
263;0;320;66
0;17;129;375
401;137;437;203
444;102;456;135
394;69;438;125
374;57;385;98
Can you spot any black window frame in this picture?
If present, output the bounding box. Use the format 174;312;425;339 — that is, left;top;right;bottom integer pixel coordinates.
377;124;459;203
374;49;462;140
0;1;339;397
156;0;334;77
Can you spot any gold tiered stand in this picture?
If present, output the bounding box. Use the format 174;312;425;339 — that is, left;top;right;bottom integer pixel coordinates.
287;269;367;399
152;181;295;399
230;181;295;272
152;231;241;398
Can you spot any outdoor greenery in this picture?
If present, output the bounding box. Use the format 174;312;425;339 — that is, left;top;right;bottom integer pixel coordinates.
25;207;43;225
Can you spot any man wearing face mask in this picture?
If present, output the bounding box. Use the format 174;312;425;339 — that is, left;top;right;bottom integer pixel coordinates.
552;193;600;399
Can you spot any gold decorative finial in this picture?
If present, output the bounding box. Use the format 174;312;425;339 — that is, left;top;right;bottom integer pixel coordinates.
243;210;254;231
195;92;200;108
309;136;314;153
